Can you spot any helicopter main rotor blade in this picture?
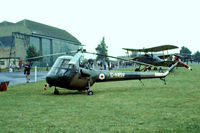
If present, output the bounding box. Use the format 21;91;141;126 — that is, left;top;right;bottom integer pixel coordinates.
25;50;80;61
84;51;154;67
26;52;67;60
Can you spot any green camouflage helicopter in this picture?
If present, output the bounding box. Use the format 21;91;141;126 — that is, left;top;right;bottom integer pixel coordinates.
44;49;191;95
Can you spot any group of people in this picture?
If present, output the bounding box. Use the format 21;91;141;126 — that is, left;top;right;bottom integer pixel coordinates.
8;60;31;83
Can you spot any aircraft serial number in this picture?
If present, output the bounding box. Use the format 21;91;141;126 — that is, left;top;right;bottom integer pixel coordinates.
110;73;125;78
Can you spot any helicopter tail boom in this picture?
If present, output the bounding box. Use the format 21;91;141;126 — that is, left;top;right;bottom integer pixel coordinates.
95;58;183;83
154;61;178;78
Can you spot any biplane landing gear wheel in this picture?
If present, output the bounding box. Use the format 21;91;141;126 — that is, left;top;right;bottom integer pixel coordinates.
88;90;93;95
54;87;59;95
135;68;140;71
148;67;151;71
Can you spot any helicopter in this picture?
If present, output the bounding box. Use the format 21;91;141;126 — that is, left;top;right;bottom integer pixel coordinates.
44;49;191;95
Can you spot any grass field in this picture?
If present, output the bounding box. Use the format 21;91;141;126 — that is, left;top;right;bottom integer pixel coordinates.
0;65;200;133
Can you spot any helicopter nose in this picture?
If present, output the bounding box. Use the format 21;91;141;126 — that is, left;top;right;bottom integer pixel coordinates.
46;74;57;86
46;72;73;87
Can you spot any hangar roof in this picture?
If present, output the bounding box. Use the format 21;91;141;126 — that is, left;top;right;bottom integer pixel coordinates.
0;21;14;27
0;19;81;45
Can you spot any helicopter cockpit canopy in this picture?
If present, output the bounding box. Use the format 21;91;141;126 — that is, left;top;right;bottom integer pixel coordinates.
48;56;73;75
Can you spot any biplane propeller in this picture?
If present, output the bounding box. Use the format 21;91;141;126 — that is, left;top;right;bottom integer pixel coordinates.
41;48;191;95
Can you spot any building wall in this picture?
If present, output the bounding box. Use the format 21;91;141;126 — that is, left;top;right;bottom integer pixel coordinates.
41;38;51;66
0;58;19;69
0;47;10;58
0;37;20;69
0;35;80;68
0;46;21;69
15;38;29;60
30;37;40;50
0;21;81;68
53;39;80;63
28;36;80;67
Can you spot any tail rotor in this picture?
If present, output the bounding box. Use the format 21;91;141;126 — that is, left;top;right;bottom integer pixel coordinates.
172;55;192;71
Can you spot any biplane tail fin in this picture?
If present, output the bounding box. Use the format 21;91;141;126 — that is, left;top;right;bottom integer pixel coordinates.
172;55;192;71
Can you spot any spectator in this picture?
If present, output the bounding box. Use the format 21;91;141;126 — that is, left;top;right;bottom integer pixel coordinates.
24;61;31;83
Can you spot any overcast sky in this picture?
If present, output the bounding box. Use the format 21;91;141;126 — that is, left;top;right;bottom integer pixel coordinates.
1;0;200;56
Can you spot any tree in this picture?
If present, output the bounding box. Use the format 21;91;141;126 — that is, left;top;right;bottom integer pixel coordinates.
180;46;192;63
26;45;42;65
193;51;200;64
95;37;109;62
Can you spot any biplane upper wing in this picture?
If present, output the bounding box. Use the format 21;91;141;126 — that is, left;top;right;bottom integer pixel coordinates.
123;45;178;53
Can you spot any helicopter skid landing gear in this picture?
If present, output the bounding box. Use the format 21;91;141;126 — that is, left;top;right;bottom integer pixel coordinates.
54;87;59;95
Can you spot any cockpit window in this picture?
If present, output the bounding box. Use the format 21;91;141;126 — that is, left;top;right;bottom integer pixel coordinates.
48;58;71;75
60;59;69;68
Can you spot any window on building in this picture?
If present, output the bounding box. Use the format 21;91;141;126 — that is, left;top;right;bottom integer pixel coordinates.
0;61;5;65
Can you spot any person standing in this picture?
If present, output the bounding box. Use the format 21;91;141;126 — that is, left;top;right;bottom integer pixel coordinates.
24;61;31;83
19;60;22;69
46;63;49;71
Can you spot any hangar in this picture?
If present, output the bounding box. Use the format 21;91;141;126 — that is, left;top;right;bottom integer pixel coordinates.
0;19;81;69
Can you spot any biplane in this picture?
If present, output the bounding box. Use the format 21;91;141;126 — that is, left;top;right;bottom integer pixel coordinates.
123;45;191;71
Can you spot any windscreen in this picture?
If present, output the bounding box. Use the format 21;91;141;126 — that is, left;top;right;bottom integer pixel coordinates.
48;58;71;75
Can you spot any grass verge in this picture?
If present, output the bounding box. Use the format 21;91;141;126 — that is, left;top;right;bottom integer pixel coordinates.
0;65;200;132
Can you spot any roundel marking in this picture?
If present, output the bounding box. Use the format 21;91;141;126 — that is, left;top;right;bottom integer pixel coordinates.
99;73;105;80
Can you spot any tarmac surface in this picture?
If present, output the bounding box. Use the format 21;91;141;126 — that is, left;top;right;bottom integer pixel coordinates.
0;71;49;85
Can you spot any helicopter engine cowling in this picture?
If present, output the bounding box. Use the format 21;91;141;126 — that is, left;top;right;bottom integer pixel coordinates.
80;68;91;77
